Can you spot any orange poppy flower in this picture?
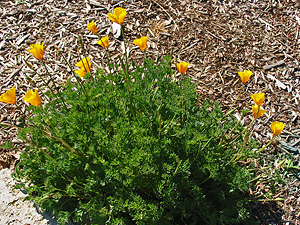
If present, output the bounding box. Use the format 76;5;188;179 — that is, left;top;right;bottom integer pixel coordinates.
75;66;90;78
270;121;285;136
252;104;267;119
176;62;190;74
0;86;16;104
27;43;44;60
23;89;41;106
75;57;91;69
133;36;148;50
87;21;97;34
108;7;127;25
97;36;109;48
251;93;265;106
238;70;253;84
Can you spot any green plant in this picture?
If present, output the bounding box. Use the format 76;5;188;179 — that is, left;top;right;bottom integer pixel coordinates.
13;55;260;224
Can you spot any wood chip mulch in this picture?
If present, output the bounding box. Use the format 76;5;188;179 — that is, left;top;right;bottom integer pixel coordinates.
0;0;300;223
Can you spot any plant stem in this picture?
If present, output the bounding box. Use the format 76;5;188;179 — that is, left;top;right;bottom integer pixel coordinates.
24;60;55;97
256;136;276;154
103;46;114;92
119;27;136;118
226;113;258;146
182;96;186;124
78;35;93;82
224;83;244;119
56;48;89;101
198;60;208;80
40;105;57;134
41;59;68;109
121;25;129;75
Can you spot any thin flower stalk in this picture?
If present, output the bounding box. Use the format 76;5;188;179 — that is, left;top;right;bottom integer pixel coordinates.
103;48;114;91
54;45;89;101
225;84;244;118
227;116;257;146
198;60;208;80
41;59;68;109
98;37;113;74
119;56;135;118
117;25;135;118
40;105;57;134
78;35;93;82
121;26;129;76
24;60;55;97
226;136;248;166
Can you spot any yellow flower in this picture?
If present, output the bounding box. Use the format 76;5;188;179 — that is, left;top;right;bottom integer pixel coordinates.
75;67;90;78
251;93;265;106
23;89;41;106
27;43;44;60
87;21;97;34
176;62;190;74
108;7;127;25
97;36;109;48
238;70;253;84
270;121;285;136
75;57;91;78
0;86;16;104
252;104;267;119
75;57;91;69
133;36;148;50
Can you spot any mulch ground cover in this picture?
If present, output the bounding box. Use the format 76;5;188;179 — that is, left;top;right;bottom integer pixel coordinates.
0;0;299;223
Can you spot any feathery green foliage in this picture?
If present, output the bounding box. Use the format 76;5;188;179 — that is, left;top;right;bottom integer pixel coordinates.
15;56;259;224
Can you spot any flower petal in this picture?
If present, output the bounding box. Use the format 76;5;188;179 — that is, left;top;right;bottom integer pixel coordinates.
270;121;285;136
108;7;126;25
27;43;44;60
238;70;253;84
23;89;41;106
251;93;265;106
133;36;148;50
87;21;97;34
0;86;16;104
176;62;190;74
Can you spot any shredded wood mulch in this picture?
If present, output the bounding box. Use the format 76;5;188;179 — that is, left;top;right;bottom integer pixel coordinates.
0;0;300;223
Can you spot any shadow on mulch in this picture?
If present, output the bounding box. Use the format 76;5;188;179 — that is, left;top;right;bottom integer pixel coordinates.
248;200;287;224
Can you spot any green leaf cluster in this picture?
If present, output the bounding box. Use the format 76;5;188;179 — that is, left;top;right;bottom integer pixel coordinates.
15;56;259;224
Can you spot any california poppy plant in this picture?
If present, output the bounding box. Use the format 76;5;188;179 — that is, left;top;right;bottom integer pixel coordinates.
133;36;148;50
0;86;16;104
176;62;190;74
270;121;285;136
251;93;265;106
27;43;44;60
23;89;41;106
87;21;97;34
97;36;109;48
252;104;266;119
238;70;253;84
108;7;127;25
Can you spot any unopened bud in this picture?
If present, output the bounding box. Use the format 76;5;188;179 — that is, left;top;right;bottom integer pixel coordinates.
78;35;83;47
53;44;61;53
24;60;34;69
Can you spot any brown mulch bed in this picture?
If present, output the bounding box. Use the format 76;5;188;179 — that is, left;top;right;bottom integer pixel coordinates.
1;0;300;223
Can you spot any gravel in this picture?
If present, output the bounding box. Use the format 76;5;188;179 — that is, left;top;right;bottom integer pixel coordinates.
0;168;58;225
